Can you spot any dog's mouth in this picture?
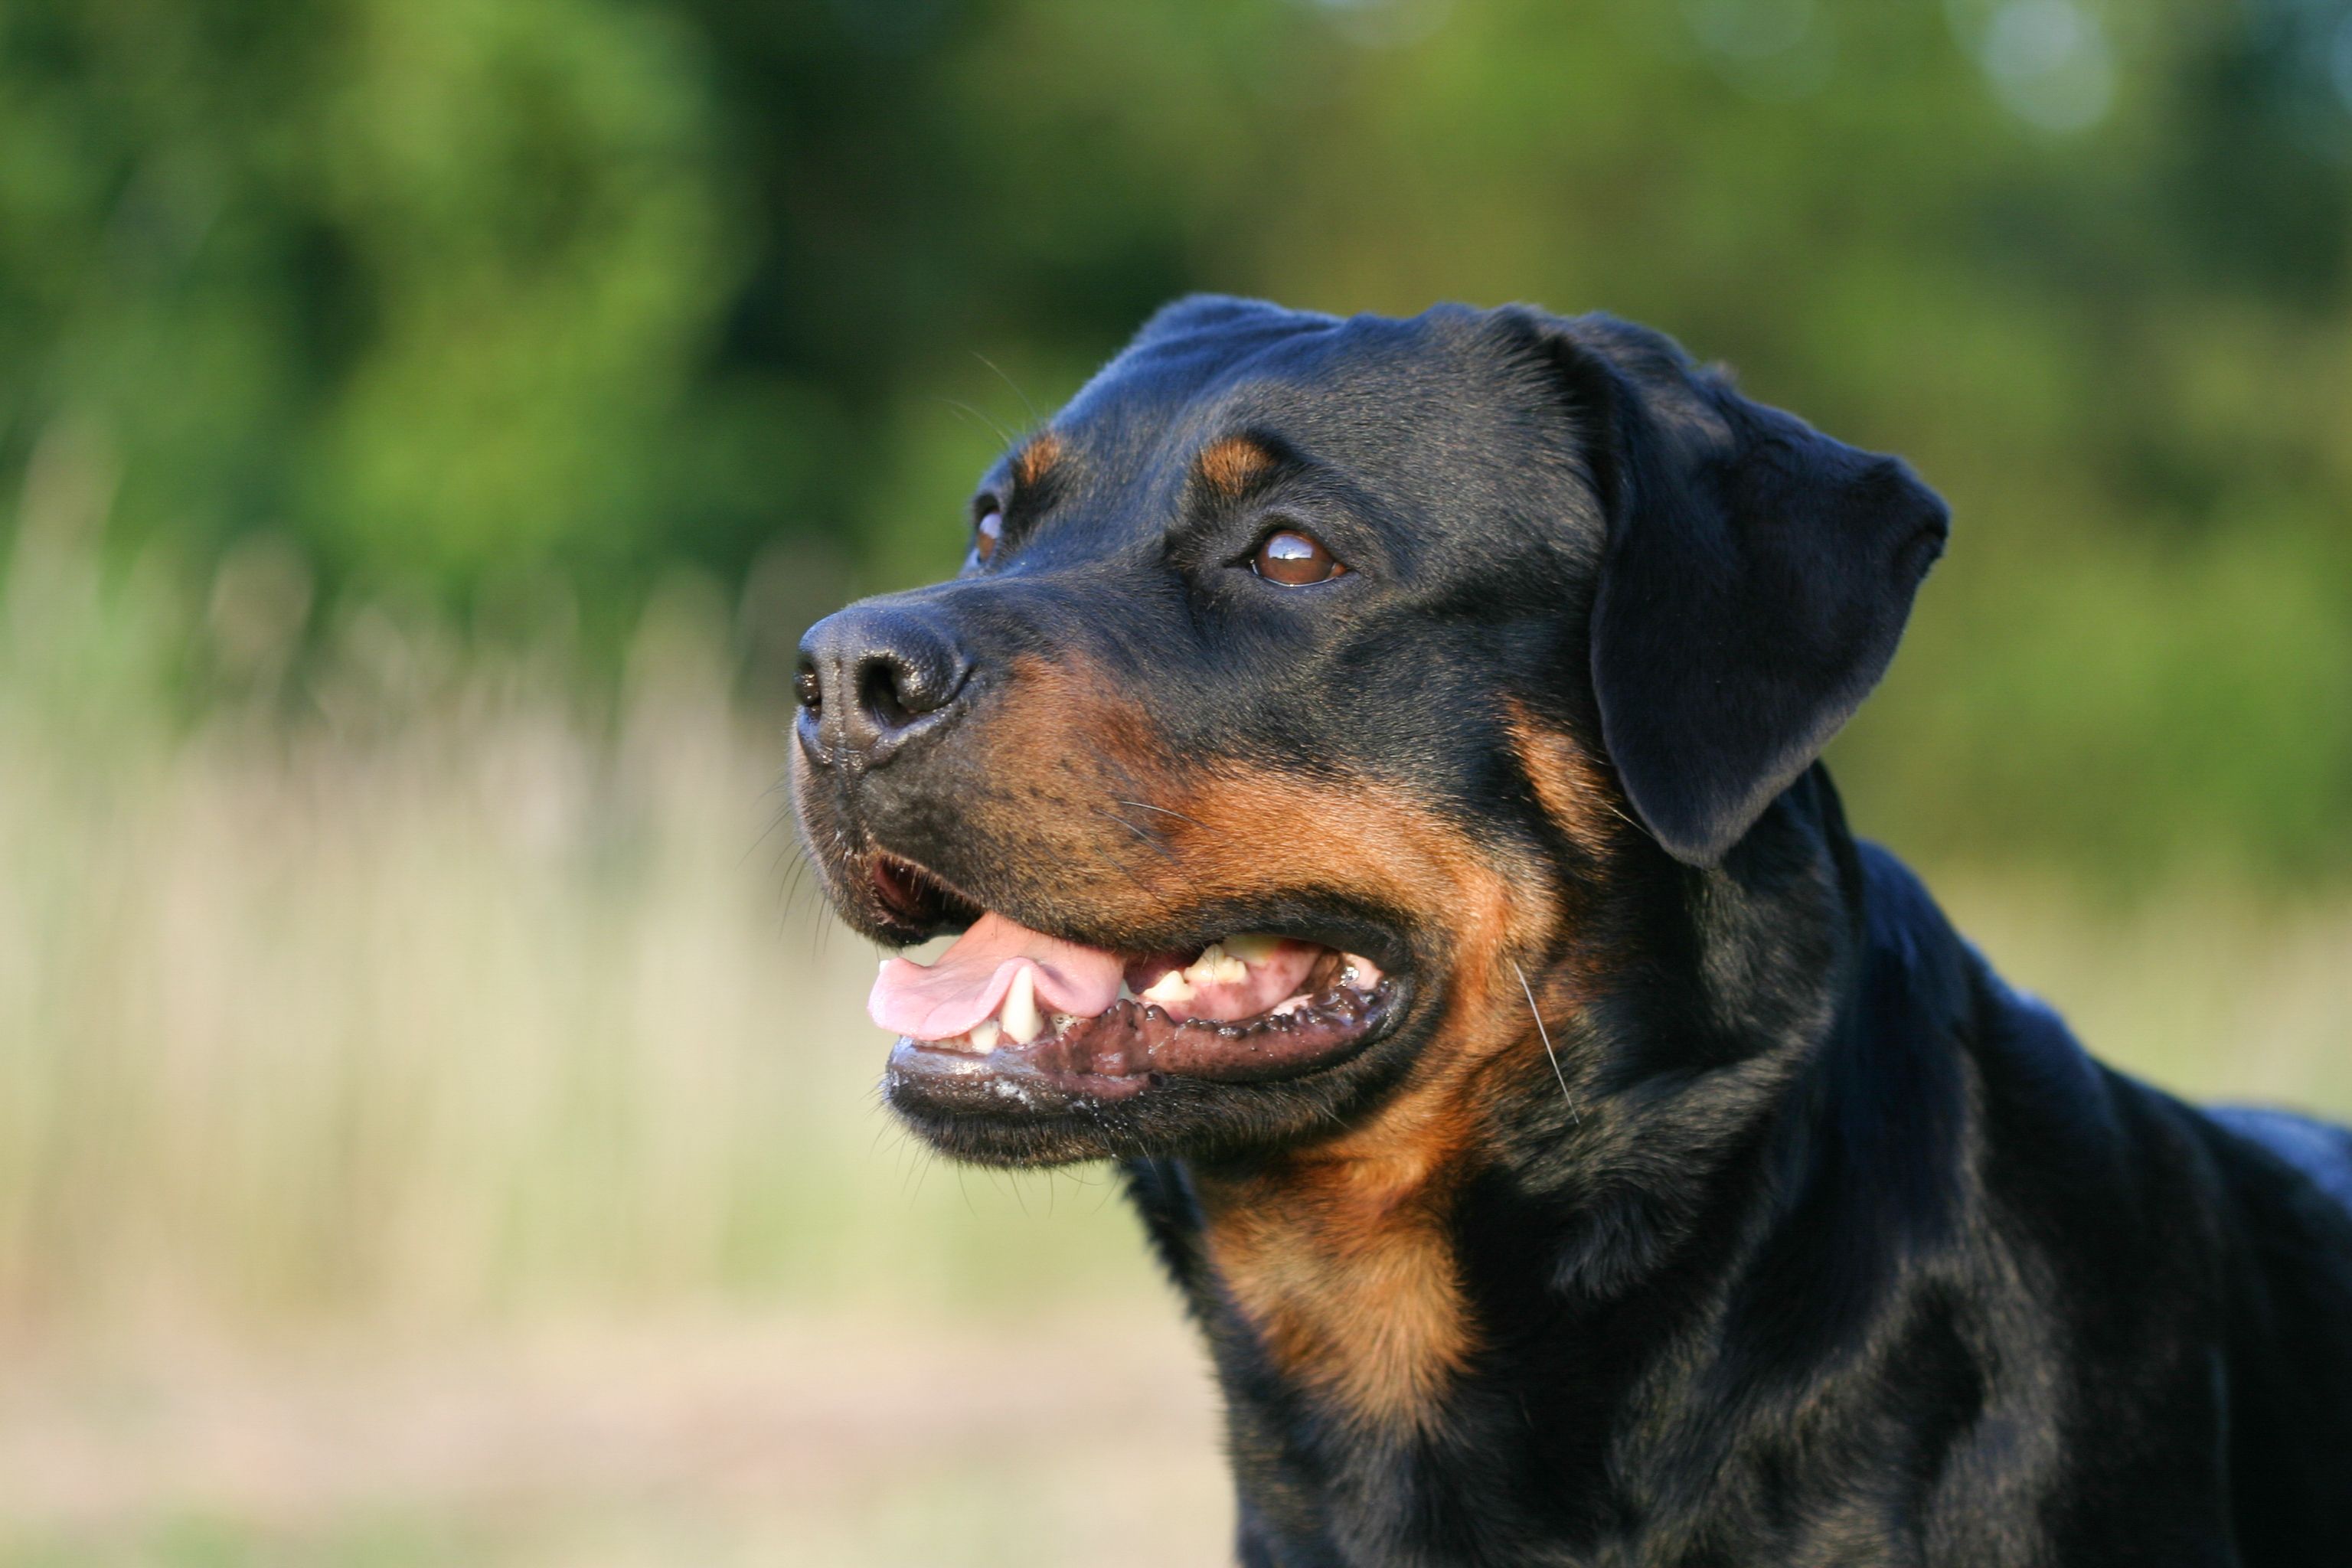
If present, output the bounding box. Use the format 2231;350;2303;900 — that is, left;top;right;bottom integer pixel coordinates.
867;860;1399;1105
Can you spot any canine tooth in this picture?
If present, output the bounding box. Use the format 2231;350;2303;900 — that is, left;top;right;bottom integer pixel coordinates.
1001;966;1043;1045
1222;933;1282;962
968;1018;1001;1054
1139;969;1194;1004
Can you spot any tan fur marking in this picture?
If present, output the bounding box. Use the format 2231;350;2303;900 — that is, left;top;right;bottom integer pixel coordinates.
1195;434;1278;497
1159;769;1567;1431
1501;698;1627;857
967;662;1586;1429
1194;1146;1471;1428
1011;430;1063;489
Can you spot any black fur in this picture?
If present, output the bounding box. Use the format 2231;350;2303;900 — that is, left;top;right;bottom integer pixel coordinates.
1551;312;1950;864
793;298;2352;1564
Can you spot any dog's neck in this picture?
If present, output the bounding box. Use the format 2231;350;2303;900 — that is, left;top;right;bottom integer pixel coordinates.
1123;769;1992;1561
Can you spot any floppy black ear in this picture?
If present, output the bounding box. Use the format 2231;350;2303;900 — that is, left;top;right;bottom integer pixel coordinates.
1548;314;1949;866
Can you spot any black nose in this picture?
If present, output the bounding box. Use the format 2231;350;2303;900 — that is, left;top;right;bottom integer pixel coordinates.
795;603;972;767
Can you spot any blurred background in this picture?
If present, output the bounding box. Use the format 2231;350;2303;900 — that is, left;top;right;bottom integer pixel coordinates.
1;0;2347;1562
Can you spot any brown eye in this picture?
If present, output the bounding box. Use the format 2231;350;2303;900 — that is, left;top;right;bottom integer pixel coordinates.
1252;528;1344;586
973;501;1003;563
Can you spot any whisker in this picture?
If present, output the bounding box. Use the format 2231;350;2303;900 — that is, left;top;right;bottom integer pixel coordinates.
972;351;1042;426
1091;805;1179;862
1512;959;1580;1125
1601;798;1647;837
1054;804;1174;917
936;395;1015;446
743;798;792;868
1113;798;1207;829
778;854;812;929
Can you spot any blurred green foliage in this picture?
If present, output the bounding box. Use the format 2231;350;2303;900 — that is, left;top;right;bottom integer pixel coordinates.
2;0;2348;884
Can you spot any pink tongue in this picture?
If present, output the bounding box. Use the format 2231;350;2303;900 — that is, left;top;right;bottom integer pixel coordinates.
868;911;1129;1041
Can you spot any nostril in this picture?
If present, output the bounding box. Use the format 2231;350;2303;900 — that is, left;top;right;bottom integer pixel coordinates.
854;647;960;739
799;605;969;763
858;658;915;732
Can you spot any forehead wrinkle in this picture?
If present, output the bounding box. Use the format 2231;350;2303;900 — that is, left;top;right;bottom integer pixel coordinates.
1039;313;1595;576
1057;316;1397;477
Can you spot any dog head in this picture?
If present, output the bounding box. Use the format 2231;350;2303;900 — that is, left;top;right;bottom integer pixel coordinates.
792;298;1946;1166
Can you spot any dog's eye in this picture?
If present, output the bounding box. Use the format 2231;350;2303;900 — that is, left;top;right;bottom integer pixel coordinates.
1252;528;1344;586
973;501;1003;564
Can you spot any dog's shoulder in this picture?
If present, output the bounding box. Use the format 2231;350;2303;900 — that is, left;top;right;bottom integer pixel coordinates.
2207;1104;2352;1218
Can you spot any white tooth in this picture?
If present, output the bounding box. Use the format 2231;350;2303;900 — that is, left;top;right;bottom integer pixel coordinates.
1222;933;1281;962
968;1018;1001;1054
1271;996;1309;1018
1339;953;1383;989
1001;966;1043;1044
1181;943;1249;987
1139;969;1194;1005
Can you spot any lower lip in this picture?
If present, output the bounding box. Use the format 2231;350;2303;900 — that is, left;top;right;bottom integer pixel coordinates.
886;977;1403;1102
887;1038;1155;1106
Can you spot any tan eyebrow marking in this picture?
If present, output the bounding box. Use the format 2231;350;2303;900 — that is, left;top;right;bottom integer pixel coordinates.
1010;430;1063;490
1195;434;1279;497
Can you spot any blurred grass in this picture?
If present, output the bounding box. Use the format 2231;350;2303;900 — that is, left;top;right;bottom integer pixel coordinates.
0;529;1227;1564
0;543;1165;1330
0;1310;1228;1567
0;528;2344;1563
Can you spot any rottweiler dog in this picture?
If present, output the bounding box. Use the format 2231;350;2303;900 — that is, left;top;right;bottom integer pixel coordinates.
792;298;2352;1565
